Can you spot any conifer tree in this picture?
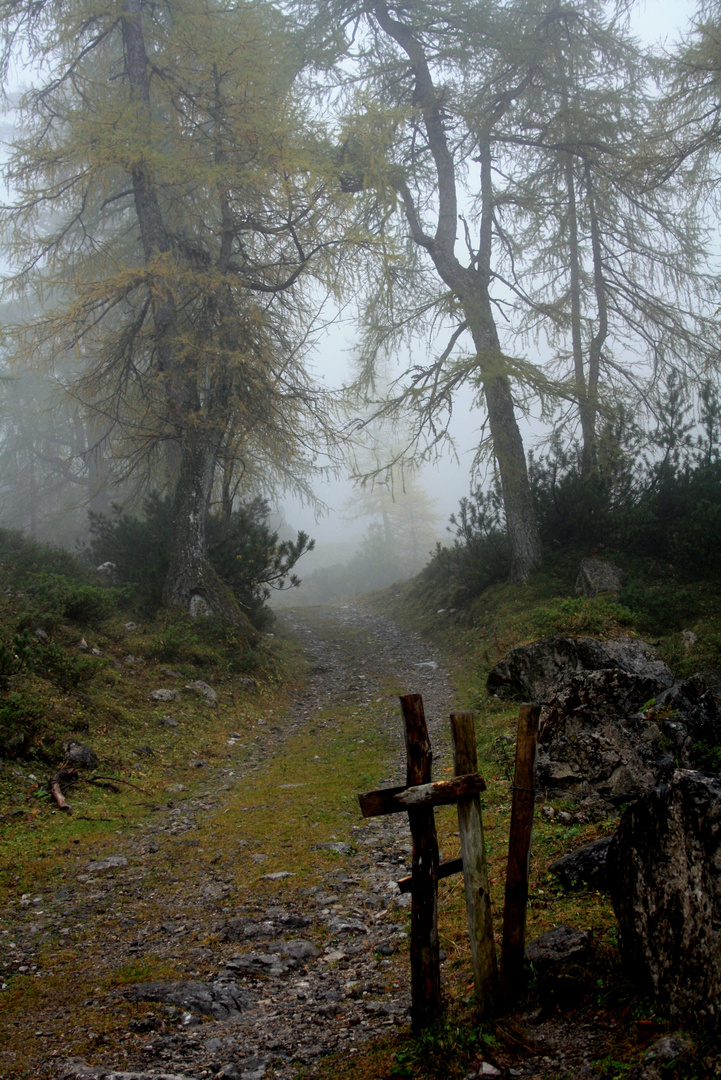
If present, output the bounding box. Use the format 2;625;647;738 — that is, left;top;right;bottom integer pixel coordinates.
0;0;341;626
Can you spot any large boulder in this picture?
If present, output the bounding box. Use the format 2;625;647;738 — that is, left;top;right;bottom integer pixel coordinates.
575;558;624;597
487;635;673;701
607;769;721;1026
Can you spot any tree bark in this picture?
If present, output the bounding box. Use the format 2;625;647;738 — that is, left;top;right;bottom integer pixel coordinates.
162;425;255;635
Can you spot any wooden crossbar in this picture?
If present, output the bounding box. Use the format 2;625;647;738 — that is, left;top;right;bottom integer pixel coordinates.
358;772;486;818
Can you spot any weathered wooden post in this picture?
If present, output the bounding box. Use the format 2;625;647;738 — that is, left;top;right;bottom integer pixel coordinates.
499;702;541;1010
358;695;488;1030
450;711;498;1016
400;693;443;1030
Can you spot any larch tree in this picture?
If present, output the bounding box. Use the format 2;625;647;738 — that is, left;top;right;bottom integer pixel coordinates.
305;0;564;581
499;0;718;472
0;0;343;627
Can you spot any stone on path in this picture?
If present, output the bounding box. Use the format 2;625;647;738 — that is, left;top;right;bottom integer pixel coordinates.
608;769;721;1025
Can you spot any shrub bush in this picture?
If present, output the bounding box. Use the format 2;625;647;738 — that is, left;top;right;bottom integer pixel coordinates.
86;494;314;627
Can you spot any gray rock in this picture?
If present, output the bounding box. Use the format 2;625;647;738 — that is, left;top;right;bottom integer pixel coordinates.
185;679;218;705
549;836;613;892
63;740;99;770
86;855;128;873
526;925;593;969
608;769;721;1025
34;627;48;641
312;841;355;856
261;871;294;881
95;561;116;573
643;1035;690;1064
60;1061;195;1079
487;635;672;701
216;1065;242;1079
279;938;320;961
127;979;252;1019
627;1035;692;1080
159;715;178;728
649;676;721;768
150;688;179;702
682;630;698;650
238;676;258;692
124;621;138;631
326;916;368;935
575;558;625;597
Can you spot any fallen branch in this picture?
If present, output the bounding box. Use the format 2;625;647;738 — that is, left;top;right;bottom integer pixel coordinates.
49;767;75;812
89;774;148;794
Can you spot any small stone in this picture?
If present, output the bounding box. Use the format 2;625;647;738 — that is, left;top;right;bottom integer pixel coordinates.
260;871;294;881
682;630;698;650
150;688;179;702
312;841;355;856
96;561;116;573
63;740;99;770
91;647;102;657
216;1065;242;1079
86;855;128;873
643;1035;690;1064
159;716;179;728
550;837;613;892
161;667;182;678
34;628;48;641
575;557;624;597
77;637;88;650
280;939;320;961
374;942;395;956
185;679;218;705
526;925;593;968
479;1064;501;1078
124;621;138;631
124;654;145;665
165;783;185;793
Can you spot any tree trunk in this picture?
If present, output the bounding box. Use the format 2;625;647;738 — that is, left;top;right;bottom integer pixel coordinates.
467;310;542;583
162;427;255;637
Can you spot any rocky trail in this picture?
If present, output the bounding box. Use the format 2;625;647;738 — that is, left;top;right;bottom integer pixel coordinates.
1;604;628;1080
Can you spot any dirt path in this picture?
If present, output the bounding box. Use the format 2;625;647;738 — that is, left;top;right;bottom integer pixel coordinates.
2;602;458;1080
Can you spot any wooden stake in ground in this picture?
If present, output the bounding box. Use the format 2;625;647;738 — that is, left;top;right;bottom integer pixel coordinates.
399;693;442;1030
450;710;497;1016
358;696;489;1030
499;702;541;1010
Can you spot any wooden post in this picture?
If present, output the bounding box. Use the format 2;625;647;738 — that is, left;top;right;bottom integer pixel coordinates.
400;693;442;1030
450;711;498;1017
499;702;540;1011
